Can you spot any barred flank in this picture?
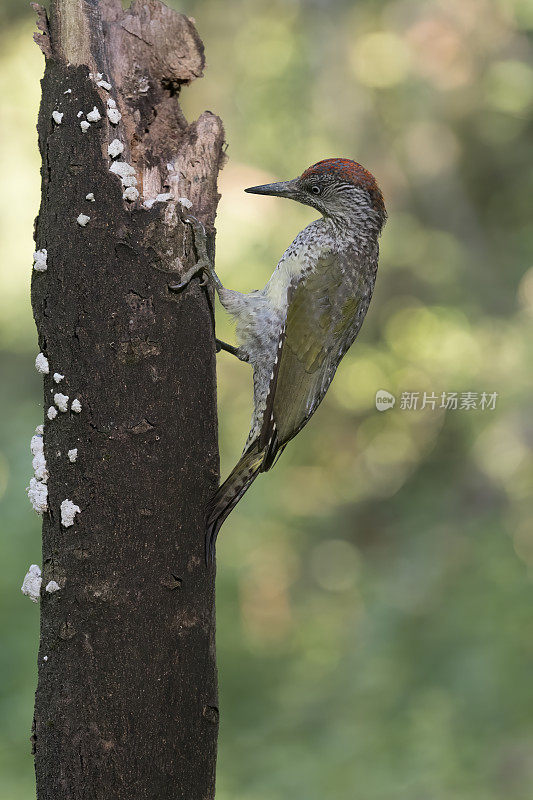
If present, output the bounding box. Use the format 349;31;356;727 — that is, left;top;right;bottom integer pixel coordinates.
205;442;265;564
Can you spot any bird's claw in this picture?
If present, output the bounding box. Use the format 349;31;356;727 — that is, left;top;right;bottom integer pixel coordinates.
168;215;212;292
183;214;203;233
168;264;208;292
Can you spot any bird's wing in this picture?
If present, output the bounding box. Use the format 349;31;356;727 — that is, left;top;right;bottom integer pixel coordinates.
258;250;369;470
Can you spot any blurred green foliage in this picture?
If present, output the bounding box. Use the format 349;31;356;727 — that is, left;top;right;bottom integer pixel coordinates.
1;0;533;797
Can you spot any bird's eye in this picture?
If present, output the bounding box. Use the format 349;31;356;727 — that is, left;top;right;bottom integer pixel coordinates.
310;185;321;195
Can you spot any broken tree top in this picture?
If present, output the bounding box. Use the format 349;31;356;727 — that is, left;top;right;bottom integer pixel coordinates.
33;0;224;218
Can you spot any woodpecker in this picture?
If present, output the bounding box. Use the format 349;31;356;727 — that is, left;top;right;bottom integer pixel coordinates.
173;158;387;561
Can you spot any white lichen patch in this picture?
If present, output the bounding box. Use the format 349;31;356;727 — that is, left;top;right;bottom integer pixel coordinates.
35;352;49;374
45;580;60;593
30;426;48;482
107;98;116;109
64;88;72;94
32;451;48;483
77;111;83;118
90;72;111;90
53;372;64;383
68;448;78;462
61;499;81;527
43;655;48;661
54;393;69;412
71;399;82;413
27;477;48;514
109;161;134;179
33;249;48;272
21;565;41;603
109;160;139;195
31;437;43;455
123;187;139;202
77;214;90;227
86;106;101;123
108;139;124;158
178;197;193;209
32;429;44;449
30;431;43;456
52;110;63;124
121;175;138;188
47;406;58;420
107;107;122;125
80;120;90;133
143;192;174;210
85;192;95;202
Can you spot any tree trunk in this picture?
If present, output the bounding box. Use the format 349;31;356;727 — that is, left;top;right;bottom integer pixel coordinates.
30;2;224;797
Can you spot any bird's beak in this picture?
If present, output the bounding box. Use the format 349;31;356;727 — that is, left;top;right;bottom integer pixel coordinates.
244;179;297;198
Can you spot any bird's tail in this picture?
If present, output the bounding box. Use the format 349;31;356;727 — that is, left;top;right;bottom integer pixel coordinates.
205;441;265;564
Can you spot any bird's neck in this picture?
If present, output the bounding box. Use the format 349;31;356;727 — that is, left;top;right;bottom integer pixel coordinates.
322;209;383;250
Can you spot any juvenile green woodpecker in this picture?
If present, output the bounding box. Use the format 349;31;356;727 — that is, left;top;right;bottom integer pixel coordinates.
174;158;387;562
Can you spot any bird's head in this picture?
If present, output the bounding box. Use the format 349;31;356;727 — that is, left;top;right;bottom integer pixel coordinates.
245;158;386;233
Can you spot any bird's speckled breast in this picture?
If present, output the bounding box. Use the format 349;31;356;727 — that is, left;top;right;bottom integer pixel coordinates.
239;218;347;445
264;219;336;311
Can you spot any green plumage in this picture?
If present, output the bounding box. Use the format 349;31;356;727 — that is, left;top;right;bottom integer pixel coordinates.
263;249;374;453
202;157;386;560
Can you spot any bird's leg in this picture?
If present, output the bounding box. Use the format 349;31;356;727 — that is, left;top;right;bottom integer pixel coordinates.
170;218;247;363
216;338;248;362
169;216;222;292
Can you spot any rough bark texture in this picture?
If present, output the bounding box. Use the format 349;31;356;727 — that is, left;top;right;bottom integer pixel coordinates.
31;2;225;798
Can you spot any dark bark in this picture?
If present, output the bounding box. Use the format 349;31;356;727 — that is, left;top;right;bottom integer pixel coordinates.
30;2;224;798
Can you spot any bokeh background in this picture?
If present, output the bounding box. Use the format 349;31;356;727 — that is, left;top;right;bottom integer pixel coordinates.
2;0;533;797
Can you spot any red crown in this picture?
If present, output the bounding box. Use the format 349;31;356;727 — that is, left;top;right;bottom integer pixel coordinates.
301;159;385;212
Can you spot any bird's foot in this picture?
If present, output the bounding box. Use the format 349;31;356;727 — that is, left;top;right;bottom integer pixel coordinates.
215;338;248;362
169;216;215;292
168;264;209;292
